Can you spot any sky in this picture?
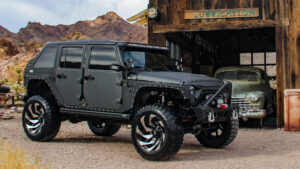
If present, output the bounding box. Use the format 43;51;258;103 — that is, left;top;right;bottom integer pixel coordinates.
0;0;148;33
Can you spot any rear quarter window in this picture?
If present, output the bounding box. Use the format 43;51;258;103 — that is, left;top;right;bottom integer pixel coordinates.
34;47;57;68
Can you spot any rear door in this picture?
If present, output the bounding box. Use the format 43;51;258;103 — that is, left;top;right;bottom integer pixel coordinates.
83;45;123;109
56;46;84;107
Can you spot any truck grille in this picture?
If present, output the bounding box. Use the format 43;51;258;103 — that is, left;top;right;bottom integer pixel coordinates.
231;97;259;111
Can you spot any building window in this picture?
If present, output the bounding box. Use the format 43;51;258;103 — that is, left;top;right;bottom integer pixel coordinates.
240;52;276;79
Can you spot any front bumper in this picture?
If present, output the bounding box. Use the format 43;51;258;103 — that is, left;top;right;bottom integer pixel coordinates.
191;82;236;122
192;104;238;122
239;109;266;120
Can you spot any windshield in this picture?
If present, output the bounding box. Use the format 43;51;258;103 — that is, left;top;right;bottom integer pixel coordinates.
122;47;172;70
216;70;259;82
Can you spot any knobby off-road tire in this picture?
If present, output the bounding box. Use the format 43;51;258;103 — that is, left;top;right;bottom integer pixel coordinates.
22;95;61;142
87;121;121;137
195;111;239;148
131;105;184;161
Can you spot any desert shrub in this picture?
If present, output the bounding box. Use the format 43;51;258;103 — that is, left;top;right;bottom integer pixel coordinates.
0;140;48;169
11;83;25;96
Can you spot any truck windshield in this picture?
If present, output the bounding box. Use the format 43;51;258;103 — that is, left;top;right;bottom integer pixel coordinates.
216;70;259;82
122;47;172;71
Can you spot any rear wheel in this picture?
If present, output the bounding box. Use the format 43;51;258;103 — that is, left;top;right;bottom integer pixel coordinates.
22;95;60;141
195;111;239;148
87;121;121;137
131;105;183;161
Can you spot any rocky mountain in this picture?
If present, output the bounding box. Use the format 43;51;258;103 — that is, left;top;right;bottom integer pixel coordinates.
0;26;16;39
0;12;147;83
2;12;147;43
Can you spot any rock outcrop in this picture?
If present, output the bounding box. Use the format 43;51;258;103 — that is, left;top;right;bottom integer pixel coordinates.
12;11;147;43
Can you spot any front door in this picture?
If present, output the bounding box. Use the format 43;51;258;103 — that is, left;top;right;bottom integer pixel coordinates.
83;45;123;109
56;46;84;107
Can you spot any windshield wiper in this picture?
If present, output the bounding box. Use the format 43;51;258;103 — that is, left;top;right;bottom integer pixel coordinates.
135;66;153;71
148;66;170;71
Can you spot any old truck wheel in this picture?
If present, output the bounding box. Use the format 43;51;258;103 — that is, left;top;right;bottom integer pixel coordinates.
131;105;183;161
87;121;121;137
22;95;61;142
195;111;239;148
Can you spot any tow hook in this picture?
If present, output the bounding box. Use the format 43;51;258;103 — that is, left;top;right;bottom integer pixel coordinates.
208;111;215;122
232;110;238;120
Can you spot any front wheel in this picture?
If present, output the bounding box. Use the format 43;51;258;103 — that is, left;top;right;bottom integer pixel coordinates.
131;105;183;161
195;111;239;148
22;95;61;142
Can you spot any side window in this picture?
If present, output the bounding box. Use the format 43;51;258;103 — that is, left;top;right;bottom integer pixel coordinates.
89;46;118;69
34;47;57;68
60;47;83;69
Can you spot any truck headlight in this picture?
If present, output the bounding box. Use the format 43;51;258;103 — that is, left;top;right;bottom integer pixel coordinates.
189;86;195;95
250;95;259;102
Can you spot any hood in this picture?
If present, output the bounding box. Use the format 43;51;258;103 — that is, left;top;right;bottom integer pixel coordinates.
128;71;224;87
230;80;264;97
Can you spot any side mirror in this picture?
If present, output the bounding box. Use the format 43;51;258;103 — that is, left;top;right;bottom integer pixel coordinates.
110;64;125;71
126;58;134;69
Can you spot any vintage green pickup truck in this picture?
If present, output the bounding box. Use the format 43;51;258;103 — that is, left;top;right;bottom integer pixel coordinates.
215;66;276;121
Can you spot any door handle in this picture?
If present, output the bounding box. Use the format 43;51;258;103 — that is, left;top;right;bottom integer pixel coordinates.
57;73;67;79
84;75;95;80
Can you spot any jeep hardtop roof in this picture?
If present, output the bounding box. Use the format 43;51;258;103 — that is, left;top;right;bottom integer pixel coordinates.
47;40;168;51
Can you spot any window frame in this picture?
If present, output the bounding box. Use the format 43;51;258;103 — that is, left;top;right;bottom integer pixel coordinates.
87;45;121;70
33;45;58;69
239;52;276;80
58;45;85;69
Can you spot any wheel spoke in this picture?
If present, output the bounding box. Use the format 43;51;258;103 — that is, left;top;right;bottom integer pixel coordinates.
26;118;39;124
137;138;157;146
140;116;153;132
136;125;154;139
34;103;42;115
161;132;165;143
146;139;161;152
28;104;38;118
26;122;42;130
148;114;156;127
154;139;162;151
156;121;164;128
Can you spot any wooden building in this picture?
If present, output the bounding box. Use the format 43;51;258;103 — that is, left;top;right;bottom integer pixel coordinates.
147;0;300;127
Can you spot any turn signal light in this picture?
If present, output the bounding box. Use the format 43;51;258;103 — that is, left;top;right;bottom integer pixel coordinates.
220;104;228;109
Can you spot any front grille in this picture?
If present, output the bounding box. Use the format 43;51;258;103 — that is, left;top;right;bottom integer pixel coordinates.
231;97;259;111
202;89;217;96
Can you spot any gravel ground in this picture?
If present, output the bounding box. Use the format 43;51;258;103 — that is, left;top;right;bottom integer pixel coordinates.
1;113;300;169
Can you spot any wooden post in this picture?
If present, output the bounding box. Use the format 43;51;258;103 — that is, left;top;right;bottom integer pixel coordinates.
276;26;288;127
276;0;300;127
288;0;300;88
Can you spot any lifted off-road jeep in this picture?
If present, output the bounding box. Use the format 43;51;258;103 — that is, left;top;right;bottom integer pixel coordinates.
22;40;238;161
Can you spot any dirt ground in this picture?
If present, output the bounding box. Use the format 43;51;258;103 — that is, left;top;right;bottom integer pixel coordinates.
1;113;300;169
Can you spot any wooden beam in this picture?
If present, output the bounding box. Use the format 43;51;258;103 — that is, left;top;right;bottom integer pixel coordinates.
153;19;289;33
288;0;300;88
276;26;288;128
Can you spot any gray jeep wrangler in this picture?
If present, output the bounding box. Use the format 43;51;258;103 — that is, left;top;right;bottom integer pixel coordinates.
22;40;238;161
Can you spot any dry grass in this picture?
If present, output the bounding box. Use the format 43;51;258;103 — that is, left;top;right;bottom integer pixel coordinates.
0;140;48;169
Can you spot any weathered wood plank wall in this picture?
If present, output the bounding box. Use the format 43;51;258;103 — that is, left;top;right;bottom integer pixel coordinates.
151;0;279;25
148;0;300;127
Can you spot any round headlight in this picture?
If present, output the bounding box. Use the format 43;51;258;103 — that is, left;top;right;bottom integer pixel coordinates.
189;86;195;95
250;95;259;102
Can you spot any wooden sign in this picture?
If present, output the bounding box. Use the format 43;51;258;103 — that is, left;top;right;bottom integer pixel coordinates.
185;8;259;20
